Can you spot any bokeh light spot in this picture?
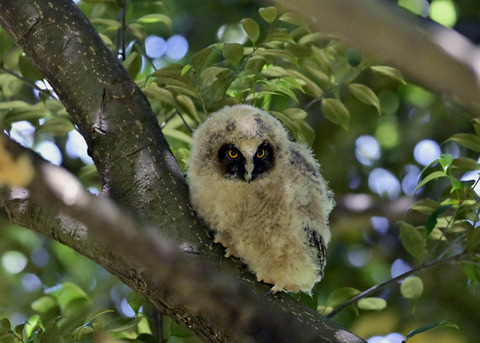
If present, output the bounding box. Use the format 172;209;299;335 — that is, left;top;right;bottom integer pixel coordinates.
391;258;412;278
31;247;50;267
368;332;406;343
402;164;421;196
430;0;457;28
35;141;62;166
413;139;441;166
355;135;381;166
368;168;401;200
2;251;28;274
22;273;42;292
145;35;167;58
371;216;390;235
217;23;247;44
165;35;188;61
10;121;35;148
66;130;93;164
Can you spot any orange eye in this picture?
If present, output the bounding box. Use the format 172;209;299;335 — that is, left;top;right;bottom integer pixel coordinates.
228;149;238;159
256;149;266;159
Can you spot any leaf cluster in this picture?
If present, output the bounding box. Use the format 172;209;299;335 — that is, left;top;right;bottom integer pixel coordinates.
135;6;406;172
0;282;167;343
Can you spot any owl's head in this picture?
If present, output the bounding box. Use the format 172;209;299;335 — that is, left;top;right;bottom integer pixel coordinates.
188;105;290;182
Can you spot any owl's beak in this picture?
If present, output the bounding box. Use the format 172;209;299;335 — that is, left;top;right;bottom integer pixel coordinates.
244;159;254;182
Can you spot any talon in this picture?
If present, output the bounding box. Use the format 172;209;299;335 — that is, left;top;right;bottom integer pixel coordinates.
265;286;276;296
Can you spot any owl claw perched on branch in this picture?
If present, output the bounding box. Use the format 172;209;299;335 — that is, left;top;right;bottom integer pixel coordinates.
187;105;334;294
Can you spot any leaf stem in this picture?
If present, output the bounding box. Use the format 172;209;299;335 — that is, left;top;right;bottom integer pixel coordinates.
326;252;463;318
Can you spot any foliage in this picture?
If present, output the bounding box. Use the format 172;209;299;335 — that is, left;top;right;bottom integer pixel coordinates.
0;281;197;343
1;0;480;342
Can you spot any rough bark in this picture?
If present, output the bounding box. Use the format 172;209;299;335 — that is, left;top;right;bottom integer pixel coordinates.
0;1;365;343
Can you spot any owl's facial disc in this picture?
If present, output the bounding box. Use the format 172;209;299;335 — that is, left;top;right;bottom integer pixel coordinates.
218;142;274;182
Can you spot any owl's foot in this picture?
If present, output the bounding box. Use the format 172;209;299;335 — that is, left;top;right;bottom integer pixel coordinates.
224;246;239;258
257;276;301;294
214;235;239;257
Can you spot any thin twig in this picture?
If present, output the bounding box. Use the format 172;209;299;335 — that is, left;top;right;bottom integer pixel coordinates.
326;252;463;318
173;103;194;133
117;0;127;61
0;66;55;98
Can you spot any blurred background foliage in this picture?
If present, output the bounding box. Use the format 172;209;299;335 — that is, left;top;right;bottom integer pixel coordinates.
0;0;480;342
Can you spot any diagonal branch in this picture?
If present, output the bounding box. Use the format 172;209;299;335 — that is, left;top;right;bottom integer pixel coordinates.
0;133;366;343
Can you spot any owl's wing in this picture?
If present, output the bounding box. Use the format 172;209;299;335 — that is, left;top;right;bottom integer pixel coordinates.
303;227;327;277
288;142;334;228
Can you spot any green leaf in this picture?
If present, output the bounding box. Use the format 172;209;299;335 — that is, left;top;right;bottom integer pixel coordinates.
401;276;424;300
191;47;219;72
181;64;192;76
410;198;440;215
19;55;43;81
1;101;50;125
104;316;142;333
36;116;74;136
451;157;480;172
370;66;406;84
83;309;114;325
462;261;480;282
14;323;24;335
122;51;142;79
425;204;453;235
438;153;453;172
346;49;362;67
176;95;197;120
399;222;427;262
163;128;192;145
241;18;260;44
348;83;381;114
135;14;171;27
447;133;480;152
283;108;307;121
1;318;11;330
326;287;361;308
200;67;232;87
405;321;459;340
24;315;40;338
222;43;244;63
31;295;58;313
473;117;480;136
415;171;448;191
127;23;146;41
48;282;90;312
259;7;278;24
278;11;308;27
321;98;350;130
357;297;387;311
137;333;159;343
142;83;175;105
90;18;121;29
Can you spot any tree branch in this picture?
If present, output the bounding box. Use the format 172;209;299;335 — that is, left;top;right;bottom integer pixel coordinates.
0;1;365;342
282;0;480;113
0;133;365;343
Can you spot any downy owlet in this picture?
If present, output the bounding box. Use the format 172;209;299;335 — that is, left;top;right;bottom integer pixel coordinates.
187;104;334;293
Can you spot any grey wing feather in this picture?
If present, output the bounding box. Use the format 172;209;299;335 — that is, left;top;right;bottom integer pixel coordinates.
303;227;327;277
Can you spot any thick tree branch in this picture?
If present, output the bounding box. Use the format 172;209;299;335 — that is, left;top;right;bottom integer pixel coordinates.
0;1;364;342
282;0;480;113
0;134;365;343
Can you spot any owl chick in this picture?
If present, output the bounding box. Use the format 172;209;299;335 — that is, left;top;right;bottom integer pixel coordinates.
187;104;334;293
